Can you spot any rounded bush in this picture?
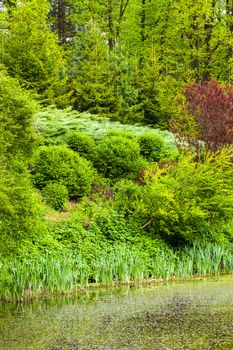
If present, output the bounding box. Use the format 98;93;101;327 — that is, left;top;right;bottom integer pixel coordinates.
95;135;142;179
66;131;95;160
33;145;95;199
42;182;68;211
138;133;165;162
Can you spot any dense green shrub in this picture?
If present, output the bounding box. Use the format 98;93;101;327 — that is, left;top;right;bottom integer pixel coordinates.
114;179;143;217
66;131;96;160
94;135;143;179
0;161;49;257
141;149;233;243
33;145;95;199
137;132;166;162
0;67;50;257
0;65;37;159
51;218;109;263
42;182;68;211
51;198;169;264
113;149;233;244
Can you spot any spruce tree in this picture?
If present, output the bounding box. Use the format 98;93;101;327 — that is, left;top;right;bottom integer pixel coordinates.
71;21;116;116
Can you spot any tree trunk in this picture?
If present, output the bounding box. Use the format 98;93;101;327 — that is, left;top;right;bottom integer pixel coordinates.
107;1;115;51
141;0;146;43
226;0;233;62
201;0;217;81
58;0;67;45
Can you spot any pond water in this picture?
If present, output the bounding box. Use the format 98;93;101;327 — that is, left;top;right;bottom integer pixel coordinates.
0;277;233;350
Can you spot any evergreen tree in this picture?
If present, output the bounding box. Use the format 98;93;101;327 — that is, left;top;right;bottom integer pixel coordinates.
109;46;142;123
0;66;47;256
0;65;36;158
2;0;233;125
1;0;70;106
71;21;116;116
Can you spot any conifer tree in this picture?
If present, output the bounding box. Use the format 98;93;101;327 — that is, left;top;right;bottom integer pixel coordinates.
1;0;69;106
0;66;47;256
71;21;116;116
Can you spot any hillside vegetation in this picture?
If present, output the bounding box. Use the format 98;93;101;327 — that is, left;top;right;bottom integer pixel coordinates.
0;0;232;301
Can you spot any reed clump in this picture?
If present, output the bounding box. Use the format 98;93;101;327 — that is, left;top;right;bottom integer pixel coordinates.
0;242;233;302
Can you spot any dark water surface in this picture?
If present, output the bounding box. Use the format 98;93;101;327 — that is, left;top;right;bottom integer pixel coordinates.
0;277;233;350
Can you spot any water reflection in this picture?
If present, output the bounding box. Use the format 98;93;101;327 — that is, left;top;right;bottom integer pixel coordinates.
0;277;233;350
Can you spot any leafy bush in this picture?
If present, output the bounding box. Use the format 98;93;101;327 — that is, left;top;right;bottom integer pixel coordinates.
33;145;95;199
114;149;233;244
0;161;49;257
184;81;233;151
90;210;136;242
42;182;68;211
114;179;143;217
137;132;166;161
0;67;50;257
51;217;109;264
0;65;37;159
94;135;143;179
66;131;96;160
51;198;169;266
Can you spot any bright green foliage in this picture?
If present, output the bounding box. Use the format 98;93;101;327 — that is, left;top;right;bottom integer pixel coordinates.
0;66;49;257
1;0;233;293
52;218;108;263
109;47;142;123
114;149;233;243
72;21;116;116
66;131;96;160
0;66;37;158
94;135;143;179
138;149;233;242
170;0;230;82
42;182;68;211
1;240;233;301
1;0;69;106
3;0;233;124
33;145;95;198
138;54;185;128
114;179;144;218
66;1;141;121
0;161;48;257
138;132;166;162
117;0;233;123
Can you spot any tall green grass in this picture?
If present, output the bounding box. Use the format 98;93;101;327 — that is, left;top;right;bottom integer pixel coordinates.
1;243;233;302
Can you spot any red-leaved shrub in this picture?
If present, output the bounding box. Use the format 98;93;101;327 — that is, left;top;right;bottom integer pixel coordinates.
184;80;233;151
